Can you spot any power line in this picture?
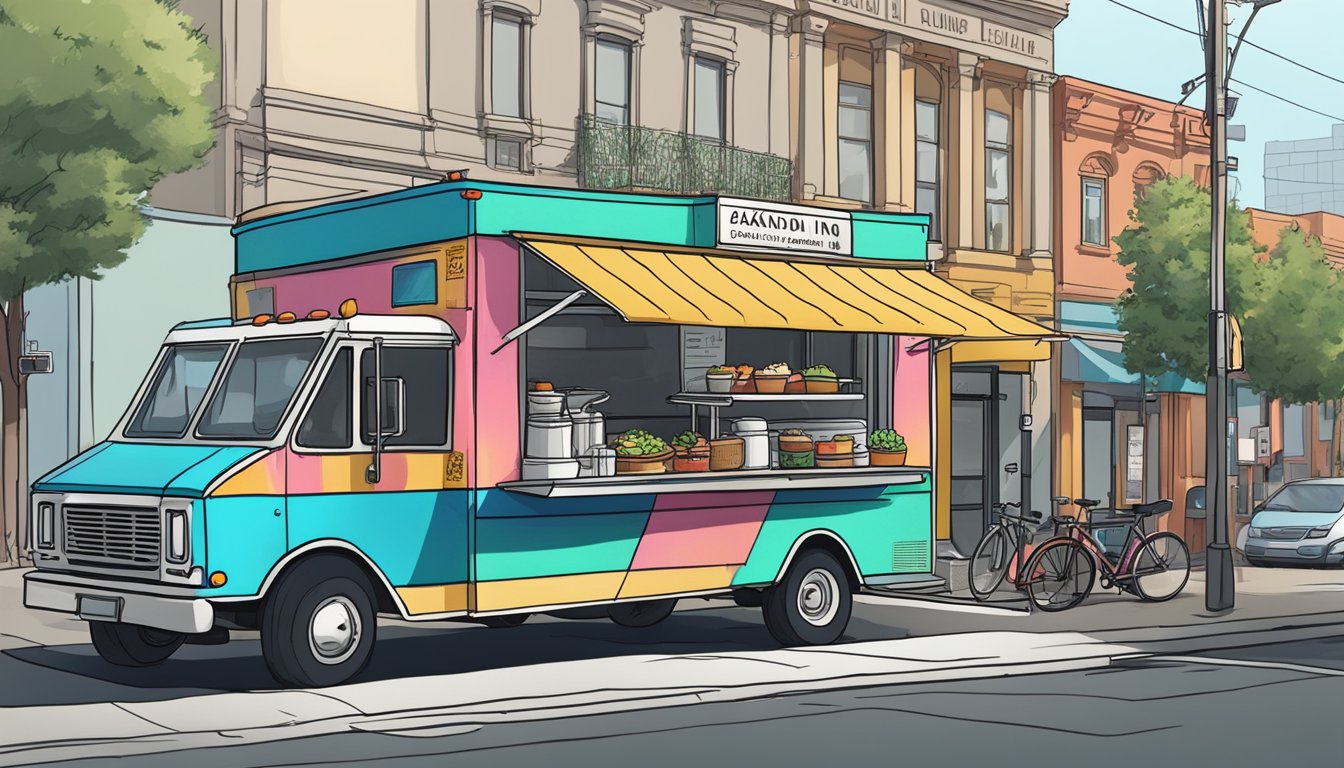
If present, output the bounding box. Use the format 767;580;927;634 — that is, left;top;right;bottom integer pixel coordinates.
1229;78;1344;123
1101;0;1344;89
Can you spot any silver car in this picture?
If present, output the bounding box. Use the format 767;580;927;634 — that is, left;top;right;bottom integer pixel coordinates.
1244;478;1344;567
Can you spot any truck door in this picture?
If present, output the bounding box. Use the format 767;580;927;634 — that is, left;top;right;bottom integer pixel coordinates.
287;339;469;618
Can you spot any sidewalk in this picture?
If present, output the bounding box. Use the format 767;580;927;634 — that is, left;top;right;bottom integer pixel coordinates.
3;564;1343;765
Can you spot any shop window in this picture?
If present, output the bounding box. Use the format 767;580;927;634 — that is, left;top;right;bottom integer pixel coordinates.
915;99;940;236
693;56;725;142
298;348;353;449
391;260;437;307
491;13;524;118
838;81;873;204
493;137;522;170
1319;401;1334;441
595;37;632;125
1081;178;1106;247
985;107;1012;252
360;347;452;449
1285;403;1306;458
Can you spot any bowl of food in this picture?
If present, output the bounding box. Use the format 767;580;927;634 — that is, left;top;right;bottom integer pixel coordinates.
754;362;792;393
709;436;745;471
613;429;673;474
777;428;815;469
671;431;711;472
802;364;839;394
816;434;854;455
869;429;908;466
706;366;736;394
730;364;756;393
785;372;805;393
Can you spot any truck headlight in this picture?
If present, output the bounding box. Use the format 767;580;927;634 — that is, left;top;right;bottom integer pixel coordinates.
165;509;189;564
1308;526;1333;539
36;502;55;549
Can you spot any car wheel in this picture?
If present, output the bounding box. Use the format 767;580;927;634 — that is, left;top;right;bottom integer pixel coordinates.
761;549;853;646
261;555;377;688
89;622;185;667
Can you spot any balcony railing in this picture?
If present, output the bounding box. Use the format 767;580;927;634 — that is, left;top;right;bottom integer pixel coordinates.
576;115;793;201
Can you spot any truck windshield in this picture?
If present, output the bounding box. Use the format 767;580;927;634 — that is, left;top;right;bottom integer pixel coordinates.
196;337;325;440
125;343;231;438
1262;484;1344;514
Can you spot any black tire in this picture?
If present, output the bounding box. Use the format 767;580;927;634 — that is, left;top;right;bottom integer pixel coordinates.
968;525;1013;600
608;599;677;628
261;555;377;688
1023;539;1095;612
1132;532;1191;602
479;613;530;629
89;622;185;667
762;549;853;646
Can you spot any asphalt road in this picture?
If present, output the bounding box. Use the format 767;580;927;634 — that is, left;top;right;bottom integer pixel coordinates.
20;634;1344;768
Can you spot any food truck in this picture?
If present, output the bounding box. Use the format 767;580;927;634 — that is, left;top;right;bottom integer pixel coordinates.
24;179;1056;687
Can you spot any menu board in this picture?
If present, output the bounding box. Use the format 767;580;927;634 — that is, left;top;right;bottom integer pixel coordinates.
1124;424;1144;504
682;326;726;392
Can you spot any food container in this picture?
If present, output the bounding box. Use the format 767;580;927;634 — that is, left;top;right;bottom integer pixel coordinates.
525;416;574;459
616;449;673;475
816;438;854;456
673;448;711;472
522;456;580;480
816;454;854;468
526;390;566;417
706;372;735;393
779;449;815;469
785;374;805;394
754;373;789;393
778;434;815;454
731;376;756;393
804;376;840;394
577;448;617;478
709;437;745;471
869;448;908;467
732;418;770;470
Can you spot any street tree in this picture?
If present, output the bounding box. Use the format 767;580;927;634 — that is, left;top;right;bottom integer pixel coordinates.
0;0;215;563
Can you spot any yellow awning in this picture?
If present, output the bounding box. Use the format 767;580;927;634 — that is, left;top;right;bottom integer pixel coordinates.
517;235;1058;343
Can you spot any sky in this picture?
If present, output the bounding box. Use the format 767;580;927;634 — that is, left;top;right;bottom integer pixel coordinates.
1054;0;1344;210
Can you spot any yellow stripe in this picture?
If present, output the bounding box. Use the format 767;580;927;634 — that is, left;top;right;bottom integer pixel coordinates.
617;565;739;599
475;572;626;612
212;453;282;496
397;583;470;614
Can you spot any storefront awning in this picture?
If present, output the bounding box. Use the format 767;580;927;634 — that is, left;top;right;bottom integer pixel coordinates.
1063;337;1205;393
517;235;1058;342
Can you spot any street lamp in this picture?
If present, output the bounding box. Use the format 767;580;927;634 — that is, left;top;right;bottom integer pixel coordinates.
1202;0;1280;614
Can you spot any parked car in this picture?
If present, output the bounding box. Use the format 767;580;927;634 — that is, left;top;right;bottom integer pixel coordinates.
1243;478;1344;567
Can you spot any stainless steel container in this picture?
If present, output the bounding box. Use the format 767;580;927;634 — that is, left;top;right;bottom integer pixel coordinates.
565;389;610;457
732;417;771;470
526;391;566;417
525;415;574;459
577;447;617;478
522;456;580;480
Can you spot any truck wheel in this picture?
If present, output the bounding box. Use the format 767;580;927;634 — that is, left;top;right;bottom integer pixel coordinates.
89;622;185;667
261;556;377;688
608;598;677;628
762;549;852;646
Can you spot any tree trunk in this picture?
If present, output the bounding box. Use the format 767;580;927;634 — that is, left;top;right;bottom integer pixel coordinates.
1333;398;1343;476
0;291;25;566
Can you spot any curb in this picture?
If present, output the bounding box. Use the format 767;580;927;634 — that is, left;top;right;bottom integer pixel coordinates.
5;610;1344;766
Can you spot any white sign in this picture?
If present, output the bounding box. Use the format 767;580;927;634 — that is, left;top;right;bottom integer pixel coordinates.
716;198;853;257
1125;424;1144;504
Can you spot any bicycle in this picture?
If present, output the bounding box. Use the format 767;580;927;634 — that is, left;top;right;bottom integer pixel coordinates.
968;497;1071;601
1021;498;1190;612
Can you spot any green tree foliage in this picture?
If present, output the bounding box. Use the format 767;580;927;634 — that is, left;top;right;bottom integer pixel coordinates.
1114;175;1264;384
0;0;214;562
1242;230;1344;404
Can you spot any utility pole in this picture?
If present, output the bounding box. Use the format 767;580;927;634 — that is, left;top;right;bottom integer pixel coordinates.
1204;0;1234;613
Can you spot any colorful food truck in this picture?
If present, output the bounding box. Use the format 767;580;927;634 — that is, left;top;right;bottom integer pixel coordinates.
24;180;1055;687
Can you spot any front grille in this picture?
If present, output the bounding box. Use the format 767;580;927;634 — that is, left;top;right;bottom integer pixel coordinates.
892;540;931;572
63;505;161;568
1255;526;1309;541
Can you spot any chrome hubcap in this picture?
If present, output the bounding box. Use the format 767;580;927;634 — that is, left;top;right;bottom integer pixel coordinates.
796;569;839;627
309;596;360;665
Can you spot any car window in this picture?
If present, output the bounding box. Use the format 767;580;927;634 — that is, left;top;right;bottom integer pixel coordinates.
1261;484;1344;513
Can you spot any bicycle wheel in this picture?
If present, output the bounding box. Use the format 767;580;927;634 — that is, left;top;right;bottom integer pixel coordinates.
1131;532;1190;602
968;525;1014;600
1023;539;1095;612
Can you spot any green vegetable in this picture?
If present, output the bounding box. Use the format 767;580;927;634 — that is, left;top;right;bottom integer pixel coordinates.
871;429;907;452
833;434;854;442
803;364;837;378
672;431;703;451
614;428;669;457
707;366;735;375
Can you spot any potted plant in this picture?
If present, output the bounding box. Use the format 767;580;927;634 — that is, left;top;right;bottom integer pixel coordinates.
613;429;673;474
705;366;736;394
869;429;907;467
671;431;710;472
802;364;839;394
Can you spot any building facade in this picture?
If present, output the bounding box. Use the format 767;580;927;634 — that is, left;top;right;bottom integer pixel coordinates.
1051;76;1212;547
1263;123;1344;216
25;1;1070;570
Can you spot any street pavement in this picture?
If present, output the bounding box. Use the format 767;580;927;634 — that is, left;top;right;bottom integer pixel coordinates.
2;564;1343;766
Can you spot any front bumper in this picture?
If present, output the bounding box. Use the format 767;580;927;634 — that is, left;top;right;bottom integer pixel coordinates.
24;571;214;634
1244;540;1344;566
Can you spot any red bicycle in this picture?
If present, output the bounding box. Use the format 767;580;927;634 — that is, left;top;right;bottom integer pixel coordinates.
1022;498;1190;612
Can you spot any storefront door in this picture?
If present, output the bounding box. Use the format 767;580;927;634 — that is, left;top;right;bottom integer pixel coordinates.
1082;407;1114;509
950;369;995;556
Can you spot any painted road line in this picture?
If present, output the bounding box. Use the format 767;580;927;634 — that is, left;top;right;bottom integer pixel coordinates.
1143;655;1344;678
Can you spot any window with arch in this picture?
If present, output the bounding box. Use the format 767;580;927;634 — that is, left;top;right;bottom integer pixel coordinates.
1133;163;1165;204
1079;155;1114;248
